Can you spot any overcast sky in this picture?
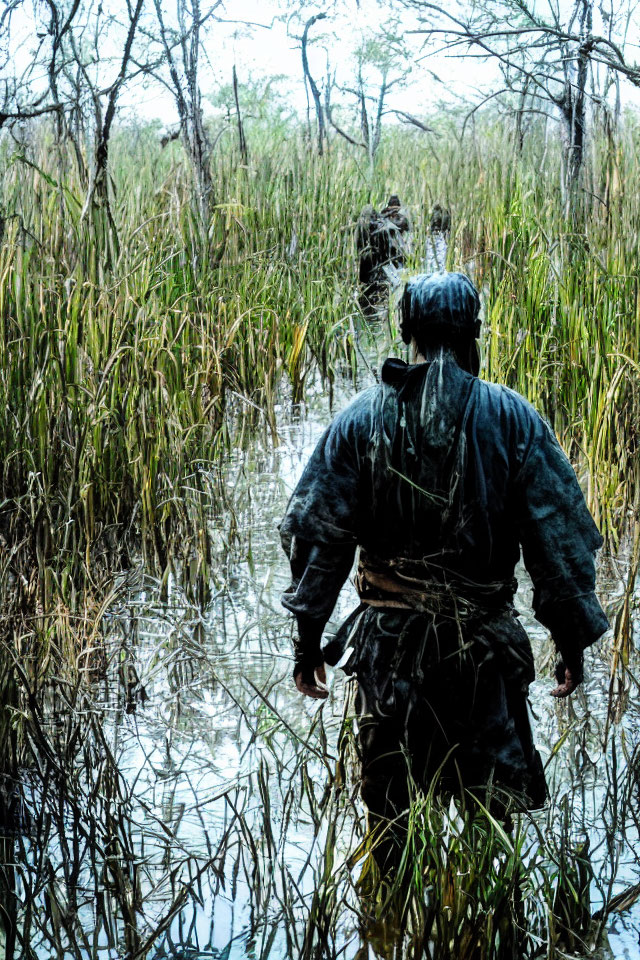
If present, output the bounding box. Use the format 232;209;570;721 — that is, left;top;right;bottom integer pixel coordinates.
7;0;640;127
128;0;493;124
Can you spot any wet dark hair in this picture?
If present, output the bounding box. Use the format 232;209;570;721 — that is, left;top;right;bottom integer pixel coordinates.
400;272;481;375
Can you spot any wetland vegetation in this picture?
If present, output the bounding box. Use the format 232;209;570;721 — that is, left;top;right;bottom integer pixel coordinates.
2;6;640;955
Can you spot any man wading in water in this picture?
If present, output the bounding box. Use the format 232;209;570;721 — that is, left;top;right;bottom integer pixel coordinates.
279;272;608;863
356;195;411;315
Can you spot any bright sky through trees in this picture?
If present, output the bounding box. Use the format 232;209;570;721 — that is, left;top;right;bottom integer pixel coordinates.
4;0;515;125
5;0;639;131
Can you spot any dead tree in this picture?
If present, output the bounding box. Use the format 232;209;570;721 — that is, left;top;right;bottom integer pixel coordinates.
300;13;328;155
401;0;640;216
0;0;81;135
324;29;412;167
557;4;592;208
325;68;402;165
152;0;221;228
80;0;146;260
232;64;248;165
2;0;145;263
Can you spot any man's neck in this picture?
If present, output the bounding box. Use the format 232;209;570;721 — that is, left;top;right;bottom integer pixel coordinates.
412;344;455;365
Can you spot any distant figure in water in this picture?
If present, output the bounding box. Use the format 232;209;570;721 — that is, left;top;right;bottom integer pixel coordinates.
430;203;451;233
356;195;411;316
425;203;451;273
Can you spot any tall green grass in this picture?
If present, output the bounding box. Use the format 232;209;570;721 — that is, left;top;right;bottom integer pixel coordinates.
0;112;638;755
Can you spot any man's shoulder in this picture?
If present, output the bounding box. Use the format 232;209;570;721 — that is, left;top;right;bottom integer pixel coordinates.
475;378;543;422
329;384;379;434
474;379;553;453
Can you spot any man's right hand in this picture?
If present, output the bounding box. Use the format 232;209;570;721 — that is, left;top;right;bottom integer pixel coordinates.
294;663;329;699
551;657;583;698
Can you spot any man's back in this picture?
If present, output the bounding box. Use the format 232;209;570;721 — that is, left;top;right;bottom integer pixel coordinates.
281;272;608;829
283;351;604;635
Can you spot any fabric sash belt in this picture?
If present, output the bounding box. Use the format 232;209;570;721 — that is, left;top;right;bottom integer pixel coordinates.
355;553;515;620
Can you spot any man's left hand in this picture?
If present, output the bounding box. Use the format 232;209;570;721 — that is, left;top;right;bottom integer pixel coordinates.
295;663;329;699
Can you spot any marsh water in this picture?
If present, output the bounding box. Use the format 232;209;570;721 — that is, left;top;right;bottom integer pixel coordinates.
6;322;640;960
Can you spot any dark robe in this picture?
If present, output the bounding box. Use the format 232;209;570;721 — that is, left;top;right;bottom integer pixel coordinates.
280;352;608;814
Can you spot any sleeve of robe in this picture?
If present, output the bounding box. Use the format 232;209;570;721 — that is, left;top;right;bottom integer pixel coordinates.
279;393;371;666
514;412;609;664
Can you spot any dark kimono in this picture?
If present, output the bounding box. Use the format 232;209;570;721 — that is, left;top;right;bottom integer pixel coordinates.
280;352;608;816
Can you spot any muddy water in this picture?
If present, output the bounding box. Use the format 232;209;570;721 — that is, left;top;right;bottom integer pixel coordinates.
10;324;640;959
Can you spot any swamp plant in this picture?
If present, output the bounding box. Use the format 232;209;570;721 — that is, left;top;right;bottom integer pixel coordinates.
0;112;639;958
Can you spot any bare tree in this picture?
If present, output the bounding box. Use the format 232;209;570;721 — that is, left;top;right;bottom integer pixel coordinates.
80;0;146;258
324;30;413;165
151;0;222;228
401;0;640;211
232;64;248;165
0;1;81;133
2;1;148;262
299;13;328;154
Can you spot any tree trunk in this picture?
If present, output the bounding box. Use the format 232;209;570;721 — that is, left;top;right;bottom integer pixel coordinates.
359;87;370;157
370;76;388;164
559;2;592;221
183;0;213;227
301;14;327;156
80;0;145;266
562;59;588;196
233;65;248;165
153;0;213;232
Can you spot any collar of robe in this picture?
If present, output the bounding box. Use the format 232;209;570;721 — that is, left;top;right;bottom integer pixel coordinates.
381;356;423;387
